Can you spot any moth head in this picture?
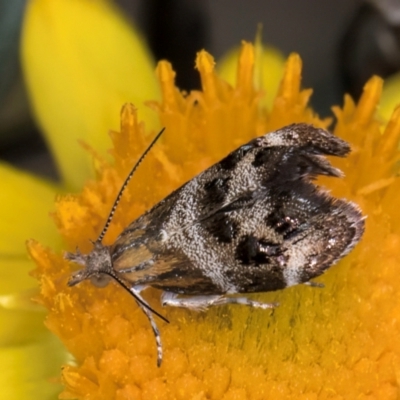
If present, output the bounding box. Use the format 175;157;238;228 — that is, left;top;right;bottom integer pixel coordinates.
65;241;113;288
65;239;170;328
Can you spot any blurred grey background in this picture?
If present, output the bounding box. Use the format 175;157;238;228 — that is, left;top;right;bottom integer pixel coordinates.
2;0;400;182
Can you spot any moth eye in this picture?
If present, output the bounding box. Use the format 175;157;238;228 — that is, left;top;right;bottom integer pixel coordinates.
90;274;111;288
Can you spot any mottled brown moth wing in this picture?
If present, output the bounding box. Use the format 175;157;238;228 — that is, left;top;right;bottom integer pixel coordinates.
112;123;364;294
66;123;365;366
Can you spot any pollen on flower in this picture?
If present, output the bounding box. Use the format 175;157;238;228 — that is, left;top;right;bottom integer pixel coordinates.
28;42;400;399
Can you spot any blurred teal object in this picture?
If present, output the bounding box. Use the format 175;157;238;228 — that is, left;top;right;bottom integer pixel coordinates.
0;0;26;102
0;0;32;146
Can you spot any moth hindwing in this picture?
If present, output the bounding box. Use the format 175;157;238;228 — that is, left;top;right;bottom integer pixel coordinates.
65;123;365;366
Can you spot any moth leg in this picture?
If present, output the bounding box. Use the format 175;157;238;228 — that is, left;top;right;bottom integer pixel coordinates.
303;281;325;288
161;291;223;311
132;284;148;293
214;296;279;309
130;287;163;367
161;292;278;312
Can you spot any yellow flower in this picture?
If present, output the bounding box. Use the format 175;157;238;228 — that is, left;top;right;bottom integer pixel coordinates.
1;0;161;398
28;40;400;399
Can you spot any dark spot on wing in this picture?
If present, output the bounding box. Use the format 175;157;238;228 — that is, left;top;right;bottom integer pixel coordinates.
297;156;313;176
220;144;252;170
236;235;282;265
240;267;287;292
266;205;302;240
252;147;276;168
203;176;230;205
203;213;239;243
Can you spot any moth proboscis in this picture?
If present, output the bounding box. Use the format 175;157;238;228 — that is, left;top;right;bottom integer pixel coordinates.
65;123;365;366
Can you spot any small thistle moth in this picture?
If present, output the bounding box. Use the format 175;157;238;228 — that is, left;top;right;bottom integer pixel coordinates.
66;123;365;366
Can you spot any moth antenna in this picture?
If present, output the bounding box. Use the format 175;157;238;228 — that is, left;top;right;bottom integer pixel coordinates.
97;128;165;243
104;271;169;324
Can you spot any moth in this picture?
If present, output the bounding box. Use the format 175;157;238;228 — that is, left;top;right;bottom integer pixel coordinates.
66;123;365;366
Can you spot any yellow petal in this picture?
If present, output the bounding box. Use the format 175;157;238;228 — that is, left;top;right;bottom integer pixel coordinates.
0;257;38;299
0;162;60;260
0;291;45;346
21;0;160;190
0;163;61;346
0;334;66;400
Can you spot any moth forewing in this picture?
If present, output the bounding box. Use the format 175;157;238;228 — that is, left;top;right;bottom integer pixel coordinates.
65;123;365;366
